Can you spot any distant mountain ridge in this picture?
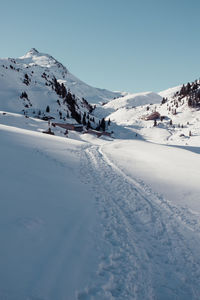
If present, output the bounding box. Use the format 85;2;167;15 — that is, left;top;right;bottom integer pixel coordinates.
18;48;123;104
0;48;124;128
1;48;200;144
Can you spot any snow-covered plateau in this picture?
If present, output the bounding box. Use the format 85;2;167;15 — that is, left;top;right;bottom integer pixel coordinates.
1;49;200;300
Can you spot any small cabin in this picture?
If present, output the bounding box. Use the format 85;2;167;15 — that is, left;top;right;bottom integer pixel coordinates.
52;123;83;132
142;111;160;121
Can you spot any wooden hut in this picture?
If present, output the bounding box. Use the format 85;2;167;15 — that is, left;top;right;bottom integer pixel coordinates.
52;123;83;132
142;111;160;121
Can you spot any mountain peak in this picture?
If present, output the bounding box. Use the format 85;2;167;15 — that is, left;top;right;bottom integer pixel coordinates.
21;48;40;58
28;48;39;55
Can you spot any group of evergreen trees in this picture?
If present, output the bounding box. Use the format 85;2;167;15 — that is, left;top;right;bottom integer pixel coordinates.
51;76;110;131
52;76;81;123
177;80;200;108
53;77;67;98
20;91;28;99
96;118;106;131
82;98;93;113
23;74;31;86
82;112;93;128
64;91;82;123
161;97;168;105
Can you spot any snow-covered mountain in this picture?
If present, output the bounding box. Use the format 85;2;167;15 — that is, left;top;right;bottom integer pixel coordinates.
1;48;200;144
0;48;123;109
159;84;182;99
94;91;162;120
92;79;200;146
0;48;125;134
1;49;200;299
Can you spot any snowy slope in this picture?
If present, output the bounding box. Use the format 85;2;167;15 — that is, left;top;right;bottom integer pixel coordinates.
159;85;182;99
93;91;162;134
0;124;104;300
105;91;162;110
0;48;117;131
94;91;161;118
103;140;200;211
0;48;122;111
1;121;200;299
82;141;200;299
20;48;124;104
0;49;87;122
1;49;200;299
92;81;200;147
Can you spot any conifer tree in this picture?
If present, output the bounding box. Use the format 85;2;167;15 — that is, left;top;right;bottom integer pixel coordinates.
87;120;91;129
100;118;106;131
82;112;87;125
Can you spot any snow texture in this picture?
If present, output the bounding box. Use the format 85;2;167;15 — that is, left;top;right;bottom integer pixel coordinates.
1;49;200;299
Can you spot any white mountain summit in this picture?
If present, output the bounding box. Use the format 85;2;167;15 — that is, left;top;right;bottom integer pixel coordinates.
20;48;123;104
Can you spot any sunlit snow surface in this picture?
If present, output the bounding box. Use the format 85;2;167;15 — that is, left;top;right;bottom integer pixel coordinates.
1;115;200;299
1;51;200;299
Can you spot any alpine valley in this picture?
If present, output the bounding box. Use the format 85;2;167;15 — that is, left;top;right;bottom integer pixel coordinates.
1;49;200;300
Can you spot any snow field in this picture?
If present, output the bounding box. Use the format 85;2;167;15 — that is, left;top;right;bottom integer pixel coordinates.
77;143;200;299
1;49;200;299
0;125;102;300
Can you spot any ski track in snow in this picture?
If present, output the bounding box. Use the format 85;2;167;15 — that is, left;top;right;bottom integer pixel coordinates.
78;144;200;300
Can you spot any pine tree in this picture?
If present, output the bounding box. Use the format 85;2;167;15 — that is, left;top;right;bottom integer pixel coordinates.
180;84;186;96
82;112;87;125
186;82;191;93
188;97;193;107
100;118;106;131
46;105;50;113
61;83;67;98
87;120;91;129
161;97;167;105
23;73;31;86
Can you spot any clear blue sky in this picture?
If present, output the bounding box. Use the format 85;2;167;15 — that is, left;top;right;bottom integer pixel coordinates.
1;0;199;93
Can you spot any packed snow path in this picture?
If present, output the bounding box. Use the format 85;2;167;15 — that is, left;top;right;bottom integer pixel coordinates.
79;144;200;300
1;124;200;300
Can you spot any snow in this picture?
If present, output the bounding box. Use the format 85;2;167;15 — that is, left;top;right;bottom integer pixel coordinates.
19;48;123;104
0;124;103;300
159;85;182;99
105;91;162;110
93;85;200;148
79;141;200;299
0;49;125;134
1;110;200;299
102;139;200;212
1;49;200;299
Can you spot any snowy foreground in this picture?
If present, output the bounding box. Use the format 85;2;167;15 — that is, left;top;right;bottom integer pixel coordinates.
1;120;200;300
